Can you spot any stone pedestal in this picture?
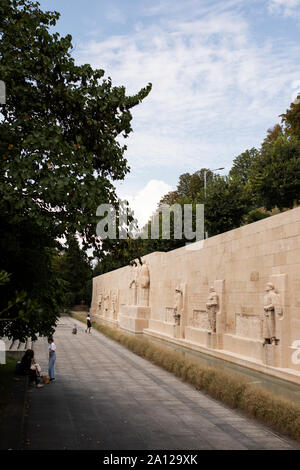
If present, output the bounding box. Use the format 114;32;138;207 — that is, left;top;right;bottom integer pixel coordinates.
118;305;151;333
185;327;218;349
174;324;181;339
223;333;263;362
207;332;218;349
146;319;175;338
264;344;280;367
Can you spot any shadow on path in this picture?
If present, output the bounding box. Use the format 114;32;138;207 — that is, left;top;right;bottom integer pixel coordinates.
21;316;300;451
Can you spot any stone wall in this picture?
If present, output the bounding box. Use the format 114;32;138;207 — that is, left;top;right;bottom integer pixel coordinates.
91;206;300;383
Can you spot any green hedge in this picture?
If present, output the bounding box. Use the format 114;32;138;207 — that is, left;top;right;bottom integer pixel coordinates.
70;312;300;442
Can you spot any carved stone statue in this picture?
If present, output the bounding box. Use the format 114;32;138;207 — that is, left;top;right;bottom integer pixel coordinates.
97;293;103;311
138;260;150;306
111;291;117;319
206;286;219;333
129;265;139;305
263;282;282;345
174;286;183;325
103;293;110;317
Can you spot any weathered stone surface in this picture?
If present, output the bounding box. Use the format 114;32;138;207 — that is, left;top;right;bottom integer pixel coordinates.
19;316;300;450
91;207;300;383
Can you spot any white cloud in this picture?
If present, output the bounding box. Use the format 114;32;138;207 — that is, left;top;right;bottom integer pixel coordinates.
77;0;300;177
118;179;173;228
105;6;125;24
268;0;300;17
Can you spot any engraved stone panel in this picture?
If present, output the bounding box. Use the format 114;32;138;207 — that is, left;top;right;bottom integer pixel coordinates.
191;309;209;330
165;307;175;324
241;306;254;315
250;271;259;281
235;313;261;339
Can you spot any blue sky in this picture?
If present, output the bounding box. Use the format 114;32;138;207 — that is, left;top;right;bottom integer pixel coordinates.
39;0;300;226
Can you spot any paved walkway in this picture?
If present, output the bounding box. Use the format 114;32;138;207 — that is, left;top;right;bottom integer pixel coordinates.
23;315;300;450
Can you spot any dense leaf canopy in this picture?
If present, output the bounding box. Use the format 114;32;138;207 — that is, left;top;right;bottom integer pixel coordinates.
0;0;151;339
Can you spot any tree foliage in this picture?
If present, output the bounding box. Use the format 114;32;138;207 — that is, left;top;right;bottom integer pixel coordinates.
204;175;250;236
0;216;64;340
0;0;151;339
229;148;259;186
52;235;93;307
280;97;300;138
0;0;151;246
251;135;300;211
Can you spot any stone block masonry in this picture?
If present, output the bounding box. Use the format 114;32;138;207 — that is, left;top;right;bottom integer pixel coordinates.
91;207;300;384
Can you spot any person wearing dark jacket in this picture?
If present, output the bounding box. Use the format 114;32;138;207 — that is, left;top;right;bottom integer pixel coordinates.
20;349;44;388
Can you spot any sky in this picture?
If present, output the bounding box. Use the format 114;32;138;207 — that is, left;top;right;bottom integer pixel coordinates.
39;0;300;227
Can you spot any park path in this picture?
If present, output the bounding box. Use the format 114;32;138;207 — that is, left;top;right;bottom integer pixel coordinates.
23;315;300;450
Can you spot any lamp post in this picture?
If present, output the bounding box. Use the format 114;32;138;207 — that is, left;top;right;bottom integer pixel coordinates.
204;167;225;238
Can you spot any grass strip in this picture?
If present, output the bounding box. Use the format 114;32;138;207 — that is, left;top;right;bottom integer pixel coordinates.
70;312;300;443
0;357;17;421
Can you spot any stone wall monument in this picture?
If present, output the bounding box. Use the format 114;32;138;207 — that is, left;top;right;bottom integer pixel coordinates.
91;206;300;384
110;291;118;320
138;260;150;307
103;292;110;318
97;293;103;315
263;274;286;368
174;285;183;326
185;280;225;349
129;264;139;306
206;286;219;333
118;259;152;333
263;282;282;346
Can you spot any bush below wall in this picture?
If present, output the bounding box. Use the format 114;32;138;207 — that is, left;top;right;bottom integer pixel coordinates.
70;312;300;443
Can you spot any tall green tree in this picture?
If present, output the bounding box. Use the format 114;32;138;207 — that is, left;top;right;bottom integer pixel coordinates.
229;148;259;186
176;169;212;200
0;0;151;245
53;235;93;307
281;97;300;138
251;135;300;211
0;218;65;341
0;0;151;339
204;175;250;236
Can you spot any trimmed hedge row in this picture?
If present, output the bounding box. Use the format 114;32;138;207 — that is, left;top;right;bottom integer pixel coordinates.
70;312;300;442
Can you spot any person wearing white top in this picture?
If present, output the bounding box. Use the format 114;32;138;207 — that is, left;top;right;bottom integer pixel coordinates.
48;337;56;382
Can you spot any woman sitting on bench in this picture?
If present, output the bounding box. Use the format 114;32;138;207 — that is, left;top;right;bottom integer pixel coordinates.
20;349;44;388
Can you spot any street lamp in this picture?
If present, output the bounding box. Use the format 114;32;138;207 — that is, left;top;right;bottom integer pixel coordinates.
204;167;225;238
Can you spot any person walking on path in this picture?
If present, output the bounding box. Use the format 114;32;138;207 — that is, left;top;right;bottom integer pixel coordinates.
86;314;92;334
48;337;56;382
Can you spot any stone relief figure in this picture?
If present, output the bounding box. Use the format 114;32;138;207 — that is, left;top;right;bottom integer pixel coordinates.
206;286;219;333
263;282;282;345
111;291;117;319
129;265;139;305
173;286;183;325
138;260;150;306
103;293;110;316
97;293;103;310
